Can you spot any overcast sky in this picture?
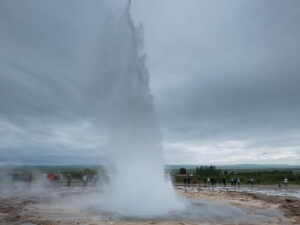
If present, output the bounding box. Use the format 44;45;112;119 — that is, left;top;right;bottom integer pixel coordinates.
1;0;300;165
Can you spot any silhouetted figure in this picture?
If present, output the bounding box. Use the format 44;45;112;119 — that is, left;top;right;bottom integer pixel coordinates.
42;172;47;187
27;173;32;189
187;176;190;186
0;173;3;192
207;177;210;186
10;171;17;187
83;174;87;187
59;174;63;186
283;178;288;187
67;174;71;187
92;175;97;186
49;173;55;188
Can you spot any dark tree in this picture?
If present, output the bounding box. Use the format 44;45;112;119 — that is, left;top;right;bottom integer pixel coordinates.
179;168;187;175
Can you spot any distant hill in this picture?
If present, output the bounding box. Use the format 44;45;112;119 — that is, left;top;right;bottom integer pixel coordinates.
215;164;300;170
165;164;300;170
1;164;299;171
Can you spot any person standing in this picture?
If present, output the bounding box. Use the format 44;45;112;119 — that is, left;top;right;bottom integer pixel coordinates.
67;174;71;187
42;172;47;187
237;178;240;187
10;171;17;187
197;176;201;188
183;176;187;185
54;174;58;187
283;177;288;187
92;175;97;187
0;173;2;192
222;177;226;186
49;173;55;188
250;178;254;185
83;174;87;187
27;173;32;189
207;177;210;186
187;175;190;187
10;171;14;187
59;174;63;186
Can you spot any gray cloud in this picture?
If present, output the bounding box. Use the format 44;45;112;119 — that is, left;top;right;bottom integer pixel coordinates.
0;0;123;165
1;0;300;165
131;0;300;164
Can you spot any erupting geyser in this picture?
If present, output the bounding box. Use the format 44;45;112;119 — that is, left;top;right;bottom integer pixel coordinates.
88;1;184;216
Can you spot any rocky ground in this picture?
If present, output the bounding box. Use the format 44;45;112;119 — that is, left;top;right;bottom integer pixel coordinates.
177;187;300;224
0;186;299;225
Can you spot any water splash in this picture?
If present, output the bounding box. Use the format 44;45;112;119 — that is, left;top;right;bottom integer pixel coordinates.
89;1;184;216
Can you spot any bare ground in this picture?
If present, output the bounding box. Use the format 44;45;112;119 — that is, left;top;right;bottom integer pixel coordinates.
0;187;299;225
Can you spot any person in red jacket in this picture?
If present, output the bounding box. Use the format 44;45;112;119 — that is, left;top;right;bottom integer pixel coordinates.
49;173;55;187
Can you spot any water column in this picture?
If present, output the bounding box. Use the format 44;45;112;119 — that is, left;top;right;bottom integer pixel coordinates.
91;2;183;216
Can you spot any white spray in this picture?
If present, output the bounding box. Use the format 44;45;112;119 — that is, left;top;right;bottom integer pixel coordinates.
89;1;184;216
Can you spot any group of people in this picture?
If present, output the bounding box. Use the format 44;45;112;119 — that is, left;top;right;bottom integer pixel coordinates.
47;173;63;187
0;171;85;191
83;174;97;187
247;178;254;185
6;171;32;190
182;176;293;189
278;178;288;187
22;173;33;189
183;175;219;186
182;176;266;187
230;177;241;186
196;177;218;186
42;172;72;188
0;171;99;190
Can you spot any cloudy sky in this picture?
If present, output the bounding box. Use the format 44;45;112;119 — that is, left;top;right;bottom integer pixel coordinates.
1;0;300;165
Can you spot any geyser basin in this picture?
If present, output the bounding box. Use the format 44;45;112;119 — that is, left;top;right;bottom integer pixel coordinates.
83;197;282;223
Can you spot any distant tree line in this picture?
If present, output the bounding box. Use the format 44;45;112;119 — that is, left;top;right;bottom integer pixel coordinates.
173;165;300;184
195;165;222;177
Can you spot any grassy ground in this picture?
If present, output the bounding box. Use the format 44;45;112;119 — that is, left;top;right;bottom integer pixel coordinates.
173;183;300;189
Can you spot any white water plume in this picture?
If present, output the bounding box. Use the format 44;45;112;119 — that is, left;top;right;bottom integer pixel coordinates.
88;1;184;215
